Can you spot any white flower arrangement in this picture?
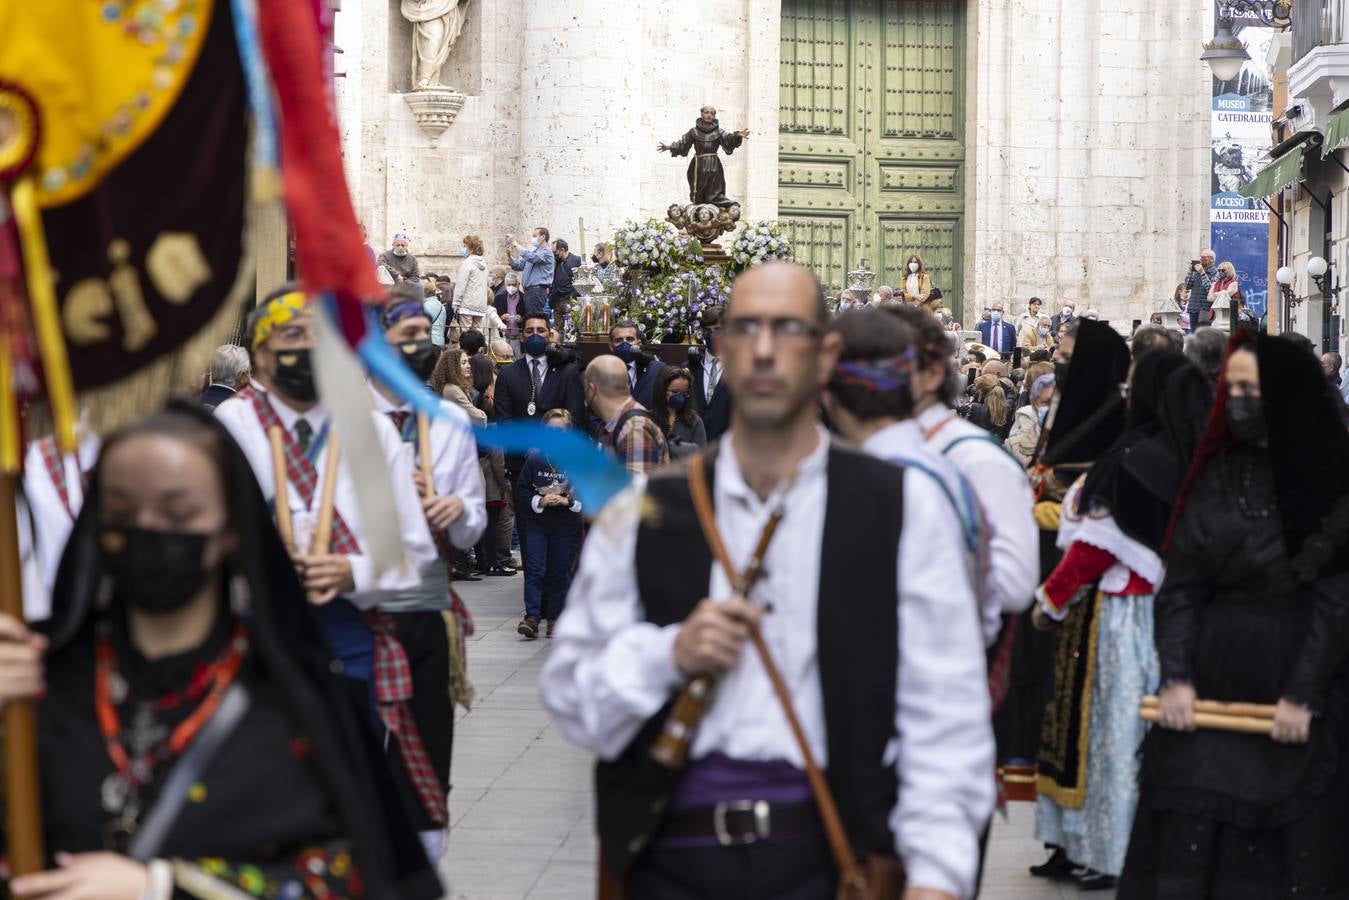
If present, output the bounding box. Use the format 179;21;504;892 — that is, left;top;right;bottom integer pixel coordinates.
612;219;691;272
730;221;794;270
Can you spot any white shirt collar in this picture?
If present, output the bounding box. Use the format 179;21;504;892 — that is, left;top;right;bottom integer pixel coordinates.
860;419;925;456
369;384;411;413
265;389;327;432
717;425;831;508
915;402;955;432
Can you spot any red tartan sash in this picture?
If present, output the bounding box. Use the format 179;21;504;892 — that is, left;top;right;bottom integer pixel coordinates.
37;437;84;519
245;388;359;555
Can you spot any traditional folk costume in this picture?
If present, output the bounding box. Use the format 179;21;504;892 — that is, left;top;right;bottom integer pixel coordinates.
19;433;101;621
369;383;486;856
214;383;446;845
1120;334;1349;899
541;432;993;899
37;402;441;899
1031;351;1210;881
1028;320;1131;885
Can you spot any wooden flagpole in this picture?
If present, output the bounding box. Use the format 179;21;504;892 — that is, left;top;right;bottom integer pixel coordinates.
0;473;44;875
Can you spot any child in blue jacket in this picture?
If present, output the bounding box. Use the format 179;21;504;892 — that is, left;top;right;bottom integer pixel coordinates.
516;409;583;639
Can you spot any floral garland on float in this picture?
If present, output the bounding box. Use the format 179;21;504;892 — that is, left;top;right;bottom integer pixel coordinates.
595;219;792;343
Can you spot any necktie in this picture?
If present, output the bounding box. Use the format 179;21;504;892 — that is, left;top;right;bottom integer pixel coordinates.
707;357;720;402
531;359;543;393
294;419;313;456
628;362;637;389
388;410;410;435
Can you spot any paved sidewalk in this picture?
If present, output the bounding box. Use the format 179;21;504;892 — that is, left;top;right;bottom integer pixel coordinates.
440;574;1093;899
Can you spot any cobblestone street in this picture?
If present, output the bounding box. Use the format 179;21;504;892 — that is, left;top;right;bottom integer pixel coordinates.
441;576;1093;900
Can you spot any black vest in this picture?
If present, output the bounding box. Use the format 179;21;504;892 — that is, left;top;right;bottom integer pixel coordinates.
594;442;905;871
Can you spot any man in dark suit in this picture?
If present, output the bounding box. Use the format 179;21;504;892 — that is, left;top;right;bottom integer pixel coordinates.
688;306;731;442
976;301;1018;358
609;320;667;407
199;344;252;410
495;310;587;563
550;239;584;332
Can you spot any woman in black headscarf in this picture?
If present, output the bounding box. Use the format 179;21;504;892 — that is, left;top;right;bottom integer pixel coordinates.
6;403;441;899
1029;349;1212;889
1119;333;1349;899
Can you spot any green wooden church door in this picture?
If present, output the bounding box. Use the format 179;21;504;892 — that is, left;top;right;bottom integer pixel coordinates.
779;0;965;316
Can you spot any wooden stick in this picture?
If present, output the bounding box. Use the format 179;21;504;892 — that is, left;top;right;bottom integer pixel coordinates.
0;473;44;875
1140;695;1277;720
1139;706;1274;735
417;412;434;499
267;426;294;554
310;436;341;556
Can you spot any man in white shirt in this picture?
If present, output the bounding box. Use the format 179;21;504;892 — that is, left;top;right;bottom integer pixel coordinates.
214;287;444;845
541;262;992;900
368;288;488;855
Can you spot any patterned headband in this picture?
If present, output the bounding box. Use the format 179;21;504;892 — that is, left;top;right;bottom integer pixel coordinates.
250;291;309;350
832;347;916;392
380;299;428;331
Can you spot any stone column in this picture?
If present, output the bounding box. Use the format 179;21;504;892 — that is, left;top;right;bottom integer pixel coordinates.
519;1;643;246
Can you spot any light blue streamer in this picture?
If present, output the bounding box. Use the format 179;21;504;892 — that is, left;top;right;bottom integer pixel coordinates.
353;308;632;512
229;0;279;171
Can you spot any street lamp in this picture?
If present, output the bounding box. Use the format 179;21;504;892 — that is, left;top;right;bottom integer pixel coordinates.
1276;265;1298;308
1201;2;1292;81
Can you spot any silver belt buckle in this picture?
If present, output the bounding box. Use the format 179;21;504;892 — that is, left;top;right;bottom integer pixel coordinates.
713;799;772;846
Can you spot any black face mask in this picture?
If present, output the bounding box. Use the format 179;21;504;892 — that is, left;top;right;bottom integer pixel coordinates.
272;347;317;403
102;526;216;614
1227;395;1267;445
1054;361;1071;389
400;339;439;382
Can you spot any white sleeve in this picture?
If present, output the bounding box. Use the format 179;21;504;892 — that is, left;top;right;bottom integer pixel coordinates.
539;484;685;760
960;444;1039;624
891;470;995;899
434;405;486;550
346;417;438;607
454;258;471;304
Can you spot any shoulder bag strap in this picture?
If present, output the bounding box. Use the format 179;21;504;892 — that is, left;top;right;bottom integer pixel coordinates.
686;460;866;894
127;682;252;862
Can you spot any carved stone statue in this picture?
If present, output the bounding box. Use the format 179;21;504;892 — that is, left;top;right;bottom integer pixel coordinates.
402;0;469;90
657;105;750;208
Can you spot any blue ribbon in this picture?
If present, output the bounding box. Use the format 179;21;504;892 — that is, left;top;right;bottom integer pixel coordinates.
351;305;632;512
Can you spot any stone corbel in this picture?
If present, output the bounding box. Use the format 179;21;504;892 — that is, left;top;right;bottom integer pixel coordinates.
402;89;466;140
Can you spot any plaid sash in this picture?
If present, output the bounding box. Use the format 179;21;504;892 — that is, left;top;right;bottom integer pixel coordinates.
245;389;359;554
36;436;85;519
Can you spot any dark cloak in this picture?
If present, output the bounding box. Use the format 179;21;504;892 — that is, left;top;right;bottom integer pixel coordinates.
39;401;441;899
1076;349;1212;552
665;118;744;207
1040;319;1131;469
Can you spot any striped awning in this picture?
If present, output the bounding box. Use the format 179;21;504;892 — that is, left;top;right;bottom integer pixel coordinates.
1325;106;1349;156
1239;145;1305;198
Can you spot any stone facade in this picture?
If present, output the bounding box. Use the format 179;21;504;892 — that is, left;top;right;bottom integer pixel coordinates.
337;0;1211;325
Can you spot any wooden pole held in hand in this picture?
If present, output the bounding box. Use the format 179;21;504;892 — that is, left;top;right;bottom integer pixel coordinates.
311;436;341;556
1139;706;1275;735
267;426;294;554
1140;695;1277;720
0;473;45;875
417;413;434;499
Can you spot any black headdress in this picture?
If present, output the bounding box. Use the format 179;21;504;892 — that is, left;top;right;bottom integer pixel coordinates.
1075;350;1212;550
1040;319;1131;467
43;401;441;898
1168;332;1349;581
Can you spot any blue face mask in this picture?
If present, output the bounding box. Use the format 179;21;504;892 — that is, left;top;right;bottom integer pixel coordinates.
668;391;689;411
613;341;634;362
460;246;468;257
523;334;549;357
1037;406;1049;424
990;311;1002;323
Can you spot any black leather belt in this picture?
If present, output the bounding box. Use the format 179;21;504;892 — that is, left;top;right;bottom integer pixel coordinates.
660;799;822;846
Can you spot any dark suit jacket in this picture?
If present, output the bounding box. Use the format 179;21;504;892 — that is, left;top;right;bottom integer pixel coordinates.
550;253;583;300
631;358;667;408
688;353;732;443
199;383;237;411
977;320;1018;355
495;353;587;468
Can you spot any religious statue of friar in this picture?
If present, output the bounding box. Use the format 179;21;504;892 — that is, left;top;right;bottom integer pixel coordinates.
657;105;750;208
402;0;469;90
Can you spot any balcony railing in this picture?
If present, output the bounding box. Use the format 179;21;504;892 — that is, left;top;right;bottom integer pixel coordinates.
1294;0;1349;63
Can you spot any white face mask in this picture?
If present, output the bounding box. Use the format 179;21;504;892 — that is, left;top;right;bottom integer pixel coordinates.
908;262;919;273
506;285;518;294
531;236;542;248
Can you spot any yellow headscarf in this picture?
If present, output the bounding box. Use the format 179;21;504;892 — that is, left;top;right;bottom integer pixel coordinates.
250;292;309;351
